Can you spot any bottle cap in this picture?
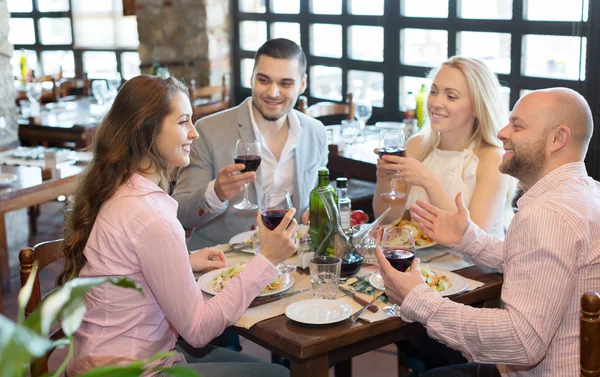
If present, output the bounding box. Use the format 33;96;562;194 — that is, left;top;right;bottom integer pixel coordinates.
318;167;329;176
336;177;348;188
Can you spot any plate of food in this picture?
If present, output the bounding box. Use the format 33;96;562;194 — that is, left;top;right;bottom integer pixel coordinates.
369;265;468;297
389;218;437;250
198;263;294;297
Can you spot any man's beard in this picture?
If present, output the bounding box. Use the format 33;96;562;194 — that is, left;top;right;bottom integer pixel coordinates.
499;142;546;183
253;97;288;122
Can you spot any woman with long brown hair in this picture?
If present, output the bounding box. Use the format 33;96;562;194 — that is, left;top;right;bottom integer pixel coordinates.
60;75;295;377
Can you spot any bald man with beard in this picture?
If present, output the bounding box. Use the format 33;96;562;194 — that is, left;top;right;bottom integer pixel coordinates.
376;88;600;377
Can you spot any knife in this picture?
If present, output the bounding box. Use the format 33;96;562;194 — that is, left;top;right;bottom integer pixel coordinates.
339;286;379;313
249;289;310;308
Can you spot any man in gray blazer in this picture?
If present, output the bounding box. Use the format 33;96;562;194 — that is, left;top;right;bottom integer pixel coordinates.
173;38;327;251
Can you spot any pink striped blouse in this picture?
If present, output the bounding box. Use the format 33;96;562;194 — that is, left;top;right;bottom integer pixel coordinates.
67;174;278;376
400;162;600;376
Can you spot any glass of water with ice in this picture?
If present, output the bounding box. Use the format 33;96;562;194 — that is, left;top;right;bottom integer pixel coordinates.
309;256;342;299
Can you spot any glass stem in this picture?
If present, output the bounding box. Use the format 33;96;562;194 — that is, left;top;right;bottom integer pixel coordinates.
243;183;249;202
389;177;397;193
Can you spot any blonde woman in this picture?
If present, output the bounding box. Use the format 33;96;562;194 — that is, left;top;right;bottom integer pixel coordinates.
373;56;514;236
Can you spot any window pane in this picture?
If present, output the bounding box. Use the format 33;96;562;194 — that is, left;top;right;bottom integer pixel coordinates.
459;0;512;19
8;18;36;45
311;0;341;15
240;58;255;89
522;34;586;81
350;0;384;15
239;0;266;13
71;0;112;12
7;0;33;12
525;0;588;22
399;76;429;112
457;31;511;74
239;21;267;51
310;65;342;101
271;22;301;46
83;51;117;79
74;17;115;48
271;0;299;14
121;52;141;80
41;51;75;77
38;0;70;12
402;0;449;18
11;50;38;78
499;86;510;115
401;29;448;67
310;24;342;58
348;70;384;107
115;17;139;49
39;18;72;45
348;26;384;62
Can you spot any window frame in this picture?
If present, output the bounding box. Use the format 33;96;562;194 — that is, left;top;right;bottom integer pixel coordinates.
233;0;593;125
9;0;137;78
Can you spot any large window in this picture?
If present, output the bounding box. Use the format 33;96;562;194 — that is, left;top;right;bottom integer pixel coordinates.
233;0;592;123
7;0;141;80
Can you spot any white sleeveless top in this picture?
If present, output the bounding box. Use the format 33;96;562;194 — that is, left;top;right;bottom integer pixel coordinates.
405;142;506;237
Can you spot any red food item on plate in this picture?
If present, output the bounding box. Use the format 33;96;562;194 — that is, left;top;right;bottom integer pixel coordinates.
350;210;369;225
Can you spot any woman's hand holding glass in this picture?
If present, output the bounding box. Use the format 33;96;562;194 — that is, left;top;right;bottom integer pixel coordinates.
377;155;435;190
255;191;298;273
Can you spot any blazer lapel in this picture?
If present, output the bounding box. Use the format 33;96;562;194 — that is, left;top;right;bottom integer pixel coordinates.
235;98;263;206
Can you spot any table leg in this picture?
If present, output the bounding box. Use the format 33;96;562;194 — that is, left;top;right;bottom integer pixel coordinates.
291;356;329;377
0;213;9;293
334;359;352;377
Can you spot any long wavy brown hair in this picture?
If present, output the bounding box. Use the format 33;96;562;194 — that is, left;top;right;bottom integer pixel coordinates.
57;75;189;285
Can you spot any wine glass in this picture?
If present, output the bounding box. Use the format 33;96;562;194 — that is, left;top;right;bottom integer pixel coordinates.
380;227;415;316
233;139;262;210
26;82;42;116
260;190;296;274
92;80;108;106
107;72;122;92
379;129;406;200
354;98;372;131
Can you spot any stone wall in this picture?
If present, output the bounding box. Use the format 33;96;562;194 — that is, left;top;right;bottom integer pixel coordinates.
136;0;232;87
0;0;18;146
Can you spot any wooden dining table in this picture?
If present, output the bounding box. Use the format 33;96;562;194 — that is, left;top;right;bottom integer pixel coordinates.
235;265;502;377
0;163;85;295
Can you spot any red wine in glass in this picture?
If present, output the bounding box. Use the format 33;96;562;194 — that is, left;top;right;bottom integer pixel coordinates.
383;248;415;272
378;146;406;158
261;208;288;230
234;155;262;173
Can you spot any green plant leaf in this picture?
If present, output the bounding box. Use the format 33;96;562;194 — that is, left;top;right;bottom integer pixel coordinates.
157;365;202;377
73;365;145;377
17;261;38;324
60;298;87;337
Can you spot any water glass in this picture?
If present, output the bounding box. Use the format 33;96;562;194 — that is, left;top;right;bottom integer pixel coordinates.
309;256;342;299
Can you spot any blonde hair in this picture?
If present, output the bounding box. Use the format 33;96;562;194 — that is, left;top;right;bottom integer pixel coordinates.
416;56;505;161
415;56;516;229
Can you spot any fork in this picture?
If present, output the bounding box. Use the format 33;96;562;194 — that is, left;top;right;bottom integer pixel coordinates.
349;289;384;323
223;243;249;253
422;252;450;263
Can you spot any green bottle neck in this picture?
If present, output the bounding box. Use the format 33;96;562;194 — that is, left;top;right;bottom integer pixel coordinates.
317;174;329;187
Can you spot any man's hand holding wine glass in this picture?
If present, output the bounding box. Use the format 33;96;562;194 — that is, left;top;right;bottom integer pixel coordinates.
214;163;257;202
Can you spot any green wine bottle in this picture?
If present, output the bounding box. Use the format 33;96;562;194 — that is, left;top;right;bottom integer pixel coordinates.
309;168;337;256
416;84;427;129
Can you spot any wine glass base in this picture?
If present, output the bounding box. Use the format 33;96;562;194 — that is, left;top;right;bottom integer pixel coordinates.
381;192;405;200
384;305;402;317
233;201;258;210
277;264;296;274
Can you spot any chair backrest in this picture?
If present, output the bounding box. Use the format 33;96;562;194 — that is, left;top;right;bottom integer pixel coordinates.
56;74;92;99
19;239;66;377
36;75;60;104
188;74;230;122
297;93;355;120
581;291;600;377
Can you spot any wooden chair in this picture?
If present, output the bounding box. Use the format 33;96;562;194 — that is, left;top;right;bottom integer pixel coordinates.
297;93;355;121
19;239;66;377
581;291;600;377
56;74;92;100
188;74;230;122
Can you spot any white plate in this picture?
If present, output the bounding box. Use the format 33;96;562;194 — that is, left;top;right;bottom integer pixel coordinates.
369;267;468;297
375;121;405;130
198;266;294;297
0;173;18;186
285;299;352;325
229;230;255;245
